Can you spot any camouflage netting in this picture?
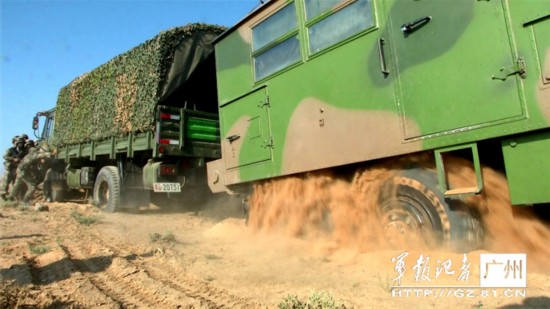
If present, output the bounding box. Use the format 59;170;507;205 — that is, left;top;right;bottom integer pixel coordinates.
53;23;226;146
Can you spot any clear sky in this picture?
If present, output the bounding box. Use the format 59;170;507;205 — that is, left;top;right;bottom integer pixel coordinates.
0;0;260;174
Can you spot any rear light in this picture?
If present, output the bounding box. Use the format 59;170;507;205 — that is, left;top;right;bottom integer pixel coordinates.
159;164;177;176
158;146;165;154
159;139;179;145
160;113;181;121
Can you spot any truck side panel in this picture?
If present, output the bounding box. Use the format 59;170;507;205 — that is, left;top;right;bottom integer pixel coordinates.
502;131;550;205
210;0;549;196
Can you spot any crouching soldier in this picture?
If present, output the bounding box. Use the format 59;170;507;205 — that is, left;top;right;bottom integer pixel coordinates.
1;137;26;200
9;142;52;205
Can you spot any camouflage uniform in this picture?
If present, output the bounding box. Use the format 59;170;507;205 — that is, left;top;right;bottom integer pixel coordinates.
9;143;52;204
1;138;26;200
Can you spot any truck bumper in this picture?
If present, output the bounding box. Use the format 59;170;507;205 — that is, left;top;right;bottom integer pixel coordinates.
207;159;230;193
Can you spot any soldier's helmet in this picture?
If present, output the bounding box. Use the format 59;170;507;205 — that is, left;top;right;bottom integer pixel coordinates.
20;134;29;140
12;135;20;144
25;140;35;148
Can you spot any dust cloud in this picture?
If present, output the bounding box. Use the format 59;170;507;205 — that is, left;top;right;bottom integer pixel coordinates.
445;156;550;272
248;169;390;253
247;154;550;272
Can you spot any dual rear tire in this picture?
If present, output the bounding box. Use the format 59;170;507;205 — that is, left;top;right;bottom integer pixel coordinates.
376;167;484;251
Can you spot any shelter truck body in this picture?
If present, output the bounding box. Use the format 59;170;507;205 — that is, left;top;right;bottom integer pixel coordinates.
206;0;550;248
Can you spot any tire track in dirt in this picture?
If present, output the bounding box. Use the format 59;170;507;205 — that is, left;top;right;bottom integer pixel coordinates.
88;235;261;308
5;209;121;307
134;253;257;308
57;208;260;308
24;206;182;308
58;243;150;308
60;239;189;308
23;246;120;308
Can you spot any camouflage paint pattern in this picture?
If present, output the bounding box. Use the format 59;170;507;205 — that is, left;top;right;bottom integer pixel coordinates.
207;0;549;202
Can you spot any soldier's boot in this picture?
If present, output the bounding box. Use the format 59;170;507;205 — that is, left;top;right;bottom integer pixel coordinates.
20;193;31;207
7;195;15;202
0;184;7;201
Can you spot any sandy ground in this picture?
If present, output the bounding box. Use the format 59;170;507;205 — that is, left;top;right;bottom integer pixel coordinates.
1;194;550;308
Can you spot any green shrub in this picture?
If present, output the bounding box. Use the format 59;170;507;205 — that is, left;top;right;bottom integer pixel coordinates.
28;244;50;255
149;231;176;243
278;294;306;309
71;211;99;226
204;254;222;260
278;291;339;309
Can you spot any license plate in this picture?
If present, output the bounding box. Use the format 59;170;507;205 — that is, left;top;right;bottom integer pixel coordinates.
153;182;181;192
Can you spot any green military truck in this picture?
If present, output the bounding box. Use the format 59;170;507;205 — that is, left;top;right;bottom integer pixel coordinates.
205;0;550;250
33;23;224;212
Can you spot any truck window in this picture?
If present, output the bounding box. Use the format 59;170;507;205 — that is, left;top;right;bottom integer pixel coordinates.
252;3;300;81
305;0;373;54
44;116;55;141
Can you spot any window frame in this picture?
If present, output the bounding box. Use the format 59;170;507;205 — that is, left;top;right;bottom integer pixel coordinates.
304;0;376;57
249;0;377;83
251;2;302;82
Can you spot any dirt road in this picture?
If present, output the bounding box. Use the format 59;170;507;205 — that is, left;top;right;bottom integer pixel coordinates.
1;198;550;308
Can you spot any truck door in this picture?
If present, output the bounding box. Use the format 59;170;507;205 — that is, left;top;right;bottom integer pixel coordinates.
384;0;524;139
220;87;273;169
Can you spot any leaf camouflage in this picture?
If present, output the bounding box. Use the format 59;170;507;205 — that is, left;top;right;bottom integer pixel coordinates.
53;23;226;146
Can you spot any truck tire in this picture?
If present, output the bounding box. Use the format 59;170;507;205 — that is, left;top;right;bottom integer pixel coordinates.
93;166;121;213
43;169;53;202
50;183;64;202
377;168;483;252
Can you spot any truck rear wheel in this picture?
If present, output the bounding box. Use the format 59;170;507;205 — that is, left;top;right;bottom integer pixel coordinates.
377;168;483;251
51;183;65;202
93;166;121;213
43;169;64;202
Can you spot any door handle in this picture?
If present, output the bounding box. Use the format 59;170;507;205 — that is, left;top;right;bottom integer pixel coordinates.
401;16;432;35
226;134;240;143
377;38;390;76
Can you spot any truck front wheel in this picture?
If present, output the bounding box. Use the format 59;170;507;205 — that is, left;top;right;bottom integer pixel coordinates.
93;166;121;213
